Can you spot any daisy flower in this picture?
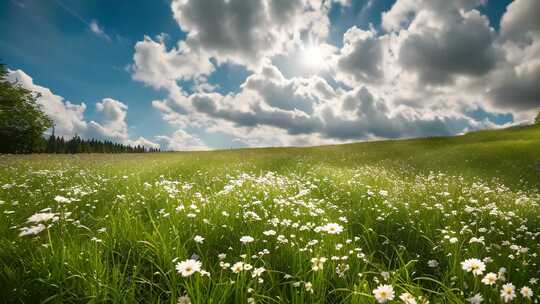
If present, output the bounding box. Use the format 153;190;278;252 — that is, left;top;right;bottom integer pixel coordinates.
500;283;516;303
481;272;497;285
373;284;395;303
194;235;205;244
240;236;254;244
176;259;202;277
520;286;533;299
467;293;483;304
461;258;486;276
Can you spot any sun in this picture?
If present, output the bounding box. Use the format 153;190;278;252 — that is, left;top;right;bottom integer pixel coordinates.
302;45;325;69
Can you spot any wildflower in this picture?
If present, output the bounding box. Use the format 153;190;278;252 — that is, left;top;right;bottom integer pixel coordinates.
175;259;202;277
240;236;254;244
252;267;265;278
54;195;71;204
520;286;533;299
219;261;230;269
218;253;227;260
19;224;46;237
305;282;313;293
263;230;276;236
467;293;483;304
177;295;191;304
399;292;417;304
231;262;244;273
481;272;497;285
373;284;395;303
310;257;327;271
500;283;516;303
427;260;439;268
27;212;57;223
461;258;486;276
194;235;205;244
321;223;344;234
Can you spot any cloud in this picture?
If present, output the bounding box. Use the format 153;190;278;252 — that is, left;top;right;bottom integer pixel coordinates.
336;27;385;84
500;0;540;44
128;137;160;149
7;69;159;147
131;35;214;90
89;19;111;41
155;130;208;151
485;0;540;111
7;69;88;138
382;0;498;85
168;0;332;69
134;0;538;149
153;63;495;142
86;98;129;142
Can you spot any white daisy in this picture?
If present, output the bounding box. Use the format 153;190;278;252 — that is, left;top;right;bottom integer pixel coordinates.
175;259;202;277
373;284;395;303
500;283;516;303
461;258;486;276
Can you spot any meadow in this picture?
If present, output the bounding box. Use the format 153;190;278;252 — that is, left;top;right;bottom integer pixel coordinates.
1;125;539;303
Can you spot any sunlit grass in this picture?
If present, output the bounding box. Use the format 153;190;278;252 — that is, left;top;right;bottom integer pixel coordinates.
1;125;539;303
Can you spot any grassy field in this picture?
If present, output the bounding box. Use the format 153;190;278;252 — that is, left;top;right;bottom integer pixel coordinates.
1;125;539;303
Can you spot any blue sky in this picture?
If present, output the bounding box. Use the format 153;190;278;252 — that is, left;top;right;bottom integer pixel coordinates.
1;0;537;150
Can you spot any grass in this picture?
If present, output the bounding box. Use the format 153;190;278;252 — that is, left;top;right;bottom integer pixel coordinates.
0;125;539;303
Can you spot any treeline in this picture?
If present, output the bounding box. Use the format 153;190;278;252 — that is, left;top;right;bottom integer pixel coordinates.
43;135;160;154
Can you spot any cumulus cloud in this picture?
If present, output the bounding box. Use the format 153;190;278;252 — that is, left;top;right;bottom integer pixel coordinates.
87;98;129;142
155;130;208;151
485;0;540;111
153;64;494;142
337;27;385;83
7;69;88;138
131;35;214;90
7;69;159;147
133;0;538;149
166;0;332;69
379;0;499;85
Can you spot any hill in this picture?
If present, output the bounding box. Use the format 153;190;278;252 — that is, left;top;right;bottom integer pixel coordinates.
0;125;539;303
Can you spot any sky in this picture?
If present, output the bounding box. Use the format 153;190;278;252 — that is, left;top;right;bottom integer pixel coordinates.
1;0;539;150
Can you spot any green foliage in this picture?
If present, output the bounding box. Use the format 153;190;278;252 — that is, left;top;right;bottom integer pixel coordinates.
0;64;53;153
535;111;540;125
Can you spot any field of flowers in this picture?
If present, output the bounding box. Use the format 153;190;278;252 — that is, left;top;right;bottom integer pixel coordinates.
1;126;540;303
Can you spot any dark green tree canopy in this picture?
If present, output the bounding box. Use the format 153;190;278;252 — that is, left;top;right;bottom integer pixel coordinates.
0;64;53;153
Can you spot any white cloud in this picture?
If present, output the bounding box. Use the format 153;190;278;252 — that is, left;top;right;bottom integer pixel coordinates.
134;0;538;148
155;130;208;151
86;98;129;142
131;35;214;90
7;69;160;148
7;69;88;138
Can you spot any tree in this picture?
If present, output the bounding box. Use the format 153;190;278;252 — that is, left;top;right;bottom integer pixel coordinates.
535;111;540;125
0;64;52;153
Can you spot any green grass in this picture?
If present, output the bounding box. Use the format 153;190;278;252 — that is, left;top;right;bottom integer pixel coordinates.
1;125;539;303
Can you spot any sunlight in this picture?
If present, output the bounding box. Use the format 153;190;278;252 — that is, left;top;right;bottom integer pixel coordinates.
302;45;325;69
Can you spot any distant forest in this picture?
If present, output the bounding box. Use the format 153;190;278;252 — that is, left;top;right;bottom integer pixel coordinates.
42;134;160;154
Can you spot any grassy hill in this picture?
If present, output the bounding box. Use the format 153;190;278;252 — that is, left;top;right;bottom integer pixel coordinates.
0;125;539;303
